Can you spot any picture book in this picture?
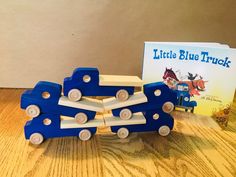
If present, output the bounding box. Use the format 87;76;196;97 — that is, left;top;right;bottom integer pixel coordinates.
142;42;236;126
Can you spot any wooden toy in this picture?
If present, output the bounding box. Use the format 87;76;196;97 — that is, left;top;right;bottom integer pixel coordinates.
21;81;102;124
61;116;105;129
111;82;177;119
21;67;177;145
63;68;143;101
58;96;104;112
103;92;147;111
60;113;146;129
103;112;146;127
24;114;97;144
110;109;174;138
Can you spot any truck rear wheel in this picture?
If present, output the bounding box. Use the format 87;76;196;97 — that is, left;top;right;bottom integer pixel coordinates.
117;127;129;139
158;125;171;136
162;102;174;113
116;89;129;101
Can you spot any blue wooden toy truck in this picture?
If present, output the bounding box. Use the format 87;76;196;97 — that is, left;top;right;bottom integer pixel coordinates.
63;68;143;101
21;67;178;145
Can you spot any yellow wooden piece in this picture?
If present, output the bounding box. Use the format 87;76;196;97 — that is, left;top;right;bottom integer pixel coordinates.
99;75;144;87
60;115;105;129
104;112;146;126
0;89;235;177
103;91;147;110
58;96;104;112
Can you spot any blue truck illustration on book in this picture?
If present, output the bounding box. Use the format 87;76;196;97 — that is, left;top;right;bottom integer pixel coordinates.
174;83;197;113
21;67;178;145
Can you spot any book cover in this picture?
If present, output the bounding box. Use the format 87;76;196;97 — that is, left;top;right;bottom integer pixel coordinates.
142;42;236;124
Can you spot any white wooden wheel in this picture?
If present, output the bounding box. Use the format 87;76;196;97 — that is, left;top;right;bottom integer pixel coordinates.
68;89;82;101
26;105;40;118
158;125;171;136
119;109;132;120
79;129;92;141
116;89;129;101
29;133;44;145
75;113;88;124
162;102;174;113
117;127;129;139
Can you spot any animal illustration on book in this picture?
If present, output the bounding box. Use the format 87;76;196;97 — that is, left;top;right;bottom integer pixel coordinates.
162;68;208;96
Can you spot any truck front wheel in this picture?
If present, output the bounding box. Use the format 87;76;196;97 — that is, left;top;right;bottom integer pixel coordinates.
29;133;44;145
68;89;82;101
158;126;171;136
79;129;92;141
26;105;40;118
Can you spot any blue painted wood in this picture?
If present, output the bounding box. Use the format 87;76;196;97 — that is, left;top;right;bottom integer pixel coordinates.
111;109;174;133
21;81;96;120
24;113;97;139
21;69;178;142
112;82;177;117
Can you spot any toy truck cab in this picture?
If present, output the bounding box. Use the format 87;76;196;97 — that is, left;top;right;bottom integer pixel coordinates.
63;68;143;102
21;81;62;118
175;83;197;113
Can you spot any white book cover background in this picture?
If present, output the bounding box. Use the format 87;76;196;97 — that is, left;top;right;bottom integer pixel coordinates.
142;42;236;116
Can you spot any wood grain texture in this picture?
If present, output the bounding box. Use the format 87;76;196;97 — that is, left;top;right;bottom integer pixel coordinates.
103;92;147;110
59;96;104;112
99;75;143;87
0;89;235;177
